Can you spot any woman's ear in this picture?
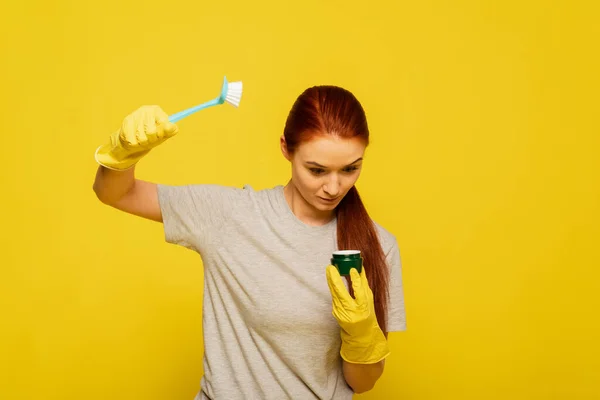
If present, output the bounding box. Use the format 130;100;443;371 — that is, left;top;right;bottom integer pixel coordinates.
280;135;291;161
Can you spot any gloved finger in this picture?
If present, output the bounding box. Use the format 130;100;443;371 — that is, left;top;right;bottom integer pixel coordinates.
144;107;158;144
136;112;148;147
162;121;178;138
121;114;137;149
330;294;346;320
360;266;376;304
359;267;369;289
360;264;368;280
327;287;350;322
350;268;368;307
154;106;178;138
326;265;353;308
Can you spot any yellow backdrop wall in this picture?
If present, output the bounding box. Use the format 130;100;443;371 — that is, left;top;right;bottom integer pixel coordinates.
1;1;599;399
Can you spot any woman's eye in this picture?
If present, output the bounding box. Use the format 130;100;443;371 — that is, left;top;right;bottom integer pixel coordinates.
310;168;325;175
343;166;359;173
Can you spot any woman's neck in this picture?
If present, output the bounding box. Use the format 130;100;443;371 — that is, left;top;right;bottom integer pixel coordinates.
283;182;335;227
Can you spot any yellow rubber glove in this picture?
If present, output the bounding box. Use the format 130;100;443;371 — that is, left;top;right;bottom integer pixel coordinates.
326;265;390;364
95;105;179;170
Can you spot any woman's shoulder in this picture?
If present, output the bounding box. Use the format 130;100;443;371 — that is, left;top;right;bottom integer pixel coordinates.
161;182;272;195
180;183;284;209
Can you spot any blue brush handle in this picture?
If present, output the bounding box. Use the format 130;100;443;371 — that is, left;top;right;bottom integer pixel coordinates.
168;97;221;123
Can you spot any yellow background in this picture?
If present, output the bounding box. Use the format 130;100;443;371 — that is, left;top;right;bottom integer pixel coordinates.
1;0;599;399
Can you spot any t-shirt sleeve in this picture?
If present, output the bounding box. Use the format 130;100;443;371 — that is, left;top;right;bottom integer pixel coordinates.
385;239;407;332
156;183;250;252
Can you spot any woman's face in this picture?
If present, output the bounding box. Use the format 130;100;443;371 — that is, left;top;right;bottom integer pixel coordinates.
282;134;367;213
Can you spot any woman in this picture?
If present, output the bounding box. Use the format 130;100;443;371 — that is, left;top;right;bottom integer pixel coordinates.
93;85;406;399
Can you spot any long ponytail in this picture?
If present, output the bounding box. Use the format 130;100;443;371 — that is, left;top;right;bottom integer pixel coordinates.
337;186;389;331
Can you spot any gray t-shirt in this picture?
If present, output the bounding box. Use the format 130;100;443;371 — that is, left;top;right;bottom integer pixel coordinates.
156;184;406;400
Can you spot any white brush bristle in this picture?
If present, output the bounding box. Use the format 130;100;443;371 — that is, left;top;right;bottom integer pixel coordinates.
225;81;243;107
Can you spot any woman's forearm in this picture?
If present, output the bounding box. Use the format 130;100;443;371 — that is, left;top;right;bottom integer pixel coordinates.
342;359;385;394
93;165;136;205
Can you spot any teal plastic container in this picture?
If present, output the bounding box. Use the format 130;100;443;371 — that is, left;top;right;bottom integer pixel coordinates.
331;250;363;275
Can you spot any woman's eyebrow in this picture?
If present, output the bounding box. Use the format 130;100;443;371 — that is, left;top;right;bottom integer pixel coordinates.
305;158;363;168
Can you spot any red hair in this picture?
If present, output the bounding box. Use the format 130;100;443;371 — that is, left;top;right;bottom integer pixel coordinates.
283;86;390;331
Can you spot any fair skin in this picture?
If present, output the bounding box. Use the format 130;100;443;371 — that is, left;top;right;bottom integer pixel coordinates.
92;133;385;394
280;134;386;393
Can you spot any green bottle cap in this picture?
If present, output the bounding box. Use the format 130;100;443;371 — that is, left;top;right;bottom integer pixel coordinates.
331;250;363;275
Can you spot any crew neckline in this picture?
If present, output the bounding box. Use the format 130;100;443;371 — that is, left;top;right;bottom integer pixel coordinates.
274;185;337;233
